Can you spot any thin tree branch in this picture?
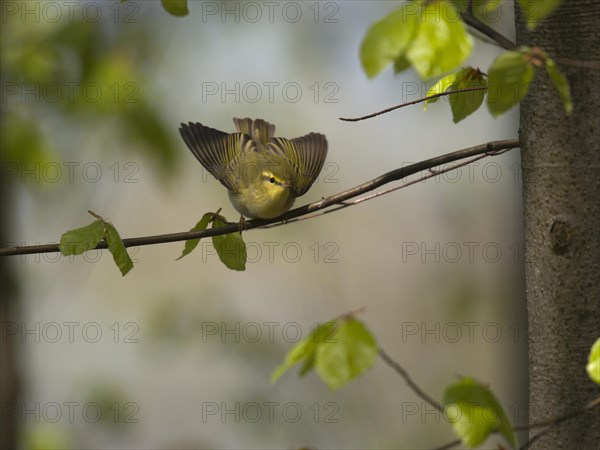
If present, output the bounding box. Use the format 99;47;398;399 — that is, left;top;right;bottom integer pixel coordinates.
432;439;462;450
378;347;443;412
460;2;516;51
274;146;513;226
381;334;600;450
431;395;600;450
339;87;488;122
0;139;519;257
516;395;600;432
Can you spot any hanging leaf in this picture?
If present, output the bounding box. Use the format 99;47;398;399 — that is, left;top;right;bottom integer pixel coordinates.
271;334;319;383
360;3;419;78
177;213;213;260
212;218;246;271
406;1;473;79
161;0;189;17
314;318;378;390
105;222;133;276
587;337;600;384
424;72;459;108
487;48;534;117
448;68;487;123
425;67;487;122
271;319;377;390
443;377;515;448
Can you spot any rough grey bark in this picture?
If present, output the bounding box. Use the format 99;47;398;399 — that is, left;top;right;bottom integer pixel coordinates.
516;1;600;449
0;181;19;449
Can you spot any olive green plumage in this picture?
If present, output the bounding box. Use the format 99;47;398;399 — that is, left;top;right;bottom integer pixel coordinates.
179;118;328;219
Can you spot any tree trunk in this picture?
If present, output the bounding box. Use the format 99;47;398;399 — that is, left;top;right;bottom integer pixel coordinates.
0;181;20;449
516;1;600;448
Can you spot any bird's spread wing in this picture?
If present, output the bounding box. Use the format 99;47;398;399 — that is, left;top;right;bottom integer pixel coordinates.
267;133;328;196
179;122;250;191
233;118;275;146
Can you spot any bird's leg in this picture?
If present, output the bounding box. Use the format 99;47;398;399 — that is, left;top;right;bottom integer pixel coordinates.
237;215;248;233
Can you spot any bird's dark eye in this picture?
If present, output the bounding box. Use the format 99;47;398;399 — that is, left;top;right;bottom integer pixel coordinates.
269;177;276;183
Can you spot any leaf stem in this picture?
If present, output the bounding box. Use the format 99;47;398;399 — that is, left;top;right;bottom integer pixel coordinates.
339;87;488;122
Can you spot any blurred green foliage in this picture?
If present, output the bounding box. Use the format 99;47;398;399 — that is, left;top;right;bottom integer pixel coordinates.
443;377;515;448
1;6;179;186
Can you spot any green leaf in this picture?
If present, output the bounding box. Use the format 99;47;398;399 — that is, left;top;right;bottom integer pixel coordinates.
587;337;600;384
271;319;378;389
270;321;339;383
425;67;487;122
59;220;105;256
443;377;515;448
105;222;133;276
393;53;412;74
487;48;534;117
271;337;319;384
177;214;212;260
315;318;378;390
299;354;316;377
360;3;419;78
449;68;487;123
545;57;573;115
161;0;189;17
518;0;562;30
211;218;246;271
424;72;459;109
406;1;473;80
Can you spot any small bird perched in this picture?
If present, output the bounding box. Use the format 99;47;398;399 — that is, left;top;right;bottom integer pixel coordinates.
179;118;328;221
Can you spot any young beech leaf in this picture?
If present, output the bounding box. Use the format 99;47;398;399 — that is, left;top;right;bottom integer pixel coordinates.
59;220;105;256
587;337;600;384
545;57;573;115
314;318;377;390
360;3;419;78
449;68;487;123
443;377;515;448
425;67;487;122
271;337;318;384
105;222;133;276
270;321;339;383
393;54;412;75
177;213;212;260
406;1;473;80
424;72;459;109
298;354;316;377
211;218;246;271
160;0;189;17
487;48;534;117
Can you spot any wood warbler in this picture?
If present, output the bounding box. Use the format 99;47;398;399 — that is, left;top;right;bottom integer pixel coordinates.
179;118;328;220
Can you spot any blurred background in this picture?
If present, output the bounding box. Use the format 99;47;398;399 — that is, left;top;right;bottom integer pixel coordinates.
1;1;526;448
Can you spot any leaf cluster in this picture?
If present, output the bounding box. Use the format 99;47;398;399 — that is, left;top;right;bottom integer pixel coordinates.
360;0;572;122
60;211;133;276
